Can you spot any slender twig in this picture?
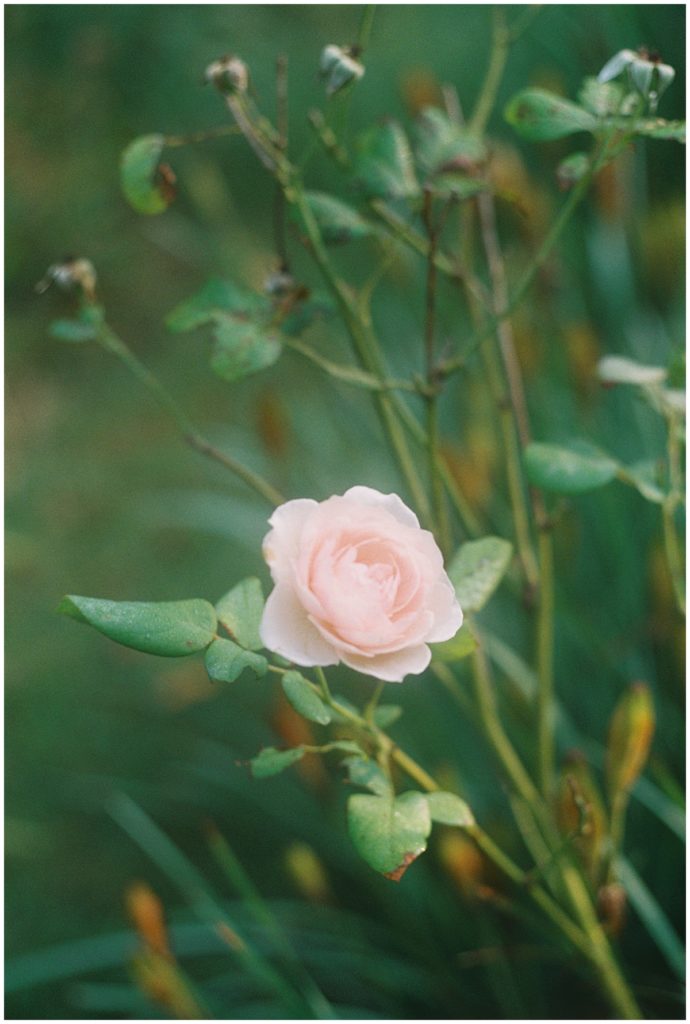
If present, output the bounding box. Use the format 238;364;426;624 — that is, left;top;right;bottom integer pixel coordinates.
469;8;511;136
536;527;555;795
284;337;419;393
96;322;284;507
662;411;685;614
273;54;290;270
164;124;242;148
421;189;451;553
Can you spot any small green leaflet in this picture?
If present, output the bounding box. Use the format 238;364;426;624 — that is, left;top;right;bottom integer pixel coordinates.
353;120;420;200
634;119;686;143
578;77;626;118
251;740;364;779
281;671;332;725
524;441;619;494
430;623;478;662
58;596;217;656
425;791;474;827
49;318;98;343
209;314;282;382
204;637;267;683
505;89;597;141
215;577;265;651
342;756;393;797
557;152;591;190
297;192;374;244
414;107;486;177
121;134;174;215
348;791;432;881
373;704;403;729
251;746;307;778
448;537;513;614
166;278;267;333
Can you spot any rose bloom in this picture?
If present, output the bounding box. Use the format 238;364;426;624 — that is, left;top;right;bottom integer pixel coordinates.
260;486;462;682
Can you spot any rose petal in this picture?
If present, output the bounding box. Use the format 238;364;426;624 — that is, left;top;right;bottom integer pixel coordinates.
263;498;318;583
342;486;421;528
340;643;432;682
260;583;339;666
425;578;463;642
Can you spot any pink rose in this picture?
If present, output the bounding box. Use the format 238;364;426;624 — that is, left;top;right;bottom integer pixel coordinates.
260;486;463;682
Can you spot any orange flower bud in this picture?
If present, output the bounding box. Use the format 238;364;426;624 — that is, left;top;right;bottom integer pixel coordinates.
606;683;655;800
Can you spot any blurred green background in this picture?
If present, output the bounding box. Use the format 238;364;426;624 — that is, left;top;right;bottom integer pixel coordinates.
6;4;685;1019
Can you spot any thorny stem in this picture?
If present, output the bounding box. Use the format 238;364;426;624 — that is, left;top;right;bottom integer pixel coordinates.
96;322;284;507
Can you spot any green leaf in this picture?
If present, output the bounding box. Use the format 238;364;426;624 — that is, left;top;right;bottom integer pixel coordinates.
353;121;420;200
120;134;174;215
209;313;282;382
578;77;625;117
250;746;306;778
166;279;266;333
634;118;686;143
425;791;475;827
281;671;332;725
58;596;216;656
215;577;265;651
373;704;403;729
505;89;597;141
414;107;486;177
342;756;393;797
524;441;619;494
448;538;513;614
621;461;666;504
430;622;478;662
347;791;431;880
597;355;667;386
297;192;374;244
204;637;267;683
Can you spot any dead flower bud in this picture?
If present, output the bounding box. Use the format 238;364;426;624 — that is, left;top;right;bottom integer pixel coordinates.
35;257;97;301
205;54;249;95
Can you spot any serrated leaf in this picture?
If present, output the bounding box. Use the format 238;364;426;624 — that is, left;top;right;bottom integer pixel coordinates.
166;279;267;333
505;89;597;141
297;192;374;244
353;121;420;200
414;107;486;178
373;704;403;729
215;577;264;651
448;538;513;614
205;637;267;683
425;791;475;827
524;441;619;494
58;596;216;656
347;791;431;880
121;135;173;215
430;623;478;662
209;314;282;382
634;118;686;143
250;746;306;778
597;355;667;386
281;671;332;725
342;756;393;797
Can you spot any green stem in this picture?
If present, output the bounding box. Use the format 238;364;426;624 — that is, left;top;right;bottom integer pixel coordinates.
364;680;385;724
355;4;376;54
96;323;284;507
662;411;685;614
291;186;432;523
284;337;418;393
537;527;555;795
469;8;510;135
470;641;541;806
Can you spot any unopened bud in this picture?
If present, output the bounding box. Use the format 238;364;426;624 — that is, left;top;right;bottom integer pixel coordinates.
284;842;332;903
438;832;484;900
598;47;675;111
597;881;627;936
125;882;171;959
319;44;364;97
606;683;655;799
205;54;249;95
35;257;97;301
555;752;607;881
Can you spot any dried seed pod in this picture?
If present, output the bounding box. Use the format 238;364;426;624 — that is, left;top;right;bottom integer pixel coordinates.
605;683;655;801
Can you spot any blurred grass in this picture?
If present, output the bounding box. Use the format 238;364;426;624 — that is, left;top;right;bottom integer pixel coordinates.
6;4;685;1019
